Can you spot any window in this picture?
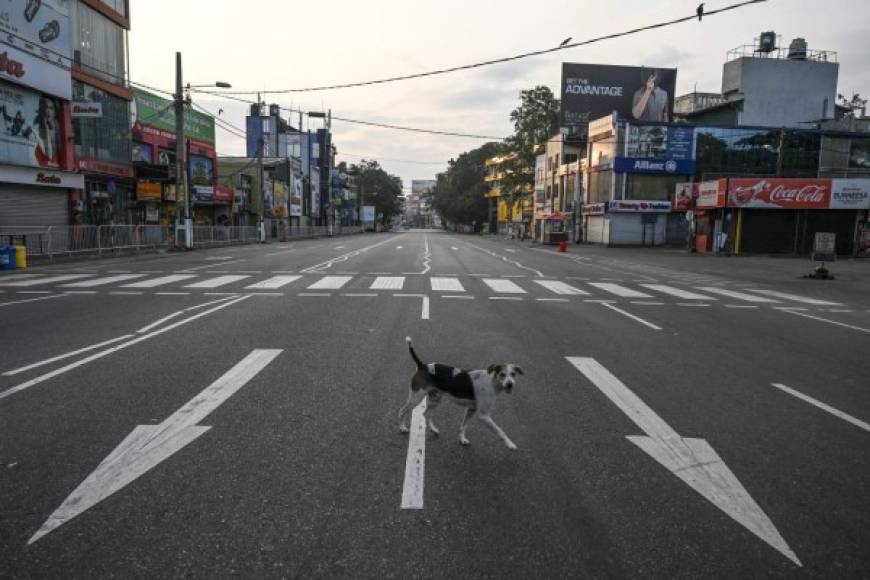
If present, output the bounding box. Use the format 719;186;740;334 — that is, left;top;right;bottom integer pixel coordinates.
99;0;127;17
694;127;820;178
71;2;126;85
72;81;131;164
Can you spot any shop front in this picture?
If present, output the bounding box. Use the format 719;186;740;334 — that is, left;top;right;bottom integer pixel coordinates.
0;165;84;226
134;181;163;224
692;179;728;252
77;159;135;225
728;178;870;255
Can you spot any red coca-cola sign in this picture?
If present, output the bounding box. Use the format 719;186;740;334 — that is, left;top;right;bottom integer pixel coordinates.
727;179;831;209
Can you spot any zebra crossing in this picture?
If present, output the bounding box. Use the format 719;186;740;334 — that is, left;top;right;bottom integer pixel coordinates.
0;272;848;307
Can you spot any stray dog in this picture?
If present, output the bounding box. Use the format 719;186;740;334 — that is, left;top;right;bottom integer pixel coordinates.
398;337;523;450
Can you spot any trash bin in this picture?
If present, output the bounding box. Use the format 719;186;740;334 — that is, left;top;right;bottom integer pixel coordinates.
14;245;26;269
0;246;16;270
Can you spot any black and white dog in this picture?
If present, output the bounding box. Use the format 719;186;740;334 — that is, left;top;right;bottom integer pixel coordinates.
398;337;523;450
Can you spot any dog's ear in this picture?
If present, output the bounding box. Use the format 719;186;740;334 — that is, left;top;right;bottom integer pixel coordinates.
487;364;503;375
513;365;524;375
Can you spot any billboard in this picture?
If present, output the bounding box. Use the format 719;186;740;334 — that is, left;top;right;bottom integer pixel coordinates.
0;81;62;169
362;205;376;222
727;179;829;209
0;0;72;99
132;87;215;145
829;179;870;209
561;63;677;138
614;123;695;174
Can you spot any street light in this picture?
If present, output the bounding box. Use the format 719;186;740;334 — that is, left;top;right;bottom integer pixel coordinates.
186;82;233;90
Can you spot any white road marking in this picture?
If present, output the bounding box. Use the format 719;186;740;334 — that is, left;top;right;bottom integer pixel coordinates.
342;293;378;297
505;248;516;253
827;309;853;313
772;383;870;433
245;275;301;289
370;276;405;290
746;289;842;306
441;295;474;299
695;287;778;303
588;283;652;298
467;243;544;277
430;277;465;292
307;276;352;290
17;290;51;294
0;294;66;308
180;259;245;271
450;246;458;251
64;291;97;295
0;274;93;287
536;298;569;302
62;274;146;288
301;237;396;273
724;304;758;309
29;349;282;544
204;256;234;261
0;273;42;281
109;291;143;295
774;306;808;311
640;284;715;300
0;296;252;402
123;274;196;288
3;334;135;377
401;396;428;510
567;358;801;566
416;235;432;275
483;279;526;294
136;312;185;333
297;292;331;297
779;309;870;334
489;296;523;301
630;301;665;305
601;303;662;330
155;292;190;296
396;246;403;249
677;303;710;307
394;294;430;319
184;275;250;289
264;249;297;257
534;280;588;295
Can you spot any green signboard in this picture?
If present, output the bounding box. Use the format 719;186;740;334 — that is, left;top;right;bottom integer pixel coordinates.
132;87;215;145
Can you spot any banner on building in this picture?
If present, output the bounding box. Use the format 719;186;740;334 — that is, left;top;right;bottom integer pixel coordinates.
673;183;695;211
829;179;870;209
561;63;677;138
71;102;102;118
0;0;72;99
289;172;303;217
616;124;695;174
727;178;830;209
0;81;63;169
136;182;162;201
273;181;288;218
132;87;215;145
213;185;234;204
609;200;671;212
696;180;727;209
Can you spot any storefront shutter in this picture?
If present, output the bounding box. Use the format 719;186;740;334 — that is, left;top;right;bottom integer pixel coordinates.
0;185;69;227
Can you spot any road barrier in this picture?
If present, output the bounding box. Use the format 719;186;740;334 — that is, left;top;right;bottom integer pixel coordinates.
0;223;366;261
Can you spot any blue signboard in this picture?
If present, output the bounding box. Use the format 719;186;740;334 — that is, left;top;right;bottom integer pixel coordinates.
616;123;695;174
614;157;696;174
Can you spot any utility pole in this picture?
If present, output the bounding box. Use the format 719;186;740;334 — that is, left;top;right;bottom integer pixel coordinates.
256;93;266;243
174;52;192;249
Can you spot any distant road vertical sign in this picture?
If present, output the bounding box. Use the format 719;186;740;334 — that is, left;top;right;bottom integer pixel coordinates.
812;232;836;262
362;205;375;223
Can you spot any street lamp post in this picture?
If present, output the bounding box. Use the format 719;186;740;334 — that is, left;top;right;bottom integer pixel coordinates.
172;51;231;249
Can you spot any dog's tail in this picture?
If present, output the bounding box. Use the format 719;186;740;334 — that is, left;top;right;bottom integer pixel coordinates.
406;336;424;369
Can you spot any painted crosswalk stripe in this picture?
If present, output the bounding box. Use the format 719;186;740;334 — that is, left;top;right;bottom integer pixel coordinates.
0;274;93;287
588;282;652;298
62;274;147;288
245;275;301;289
482;278;526;294
695;287;778;303
123;274;197;288
184;275;251;289
534;280;589;295
307;276;352;290
370;276;405;290
430;277;465;292
744;289;841;306
640;284;716;300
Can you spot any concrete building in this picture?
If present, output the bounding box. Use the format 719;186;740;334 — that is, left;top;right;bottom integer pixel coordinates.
406;179;436;227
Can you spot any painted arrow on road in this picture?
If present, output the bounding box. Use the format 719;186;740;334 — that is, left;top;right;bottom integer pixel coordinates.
29;349;283;544
566;357;801;567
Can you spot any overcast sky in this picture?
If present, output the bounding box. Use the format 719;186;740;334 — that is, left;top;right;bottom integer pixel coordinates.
129;0;870;191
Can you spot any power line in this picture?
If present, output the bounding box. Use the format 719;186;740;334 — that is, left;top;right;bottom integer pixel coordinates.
211;0;767;95
337;152;446;165
331;116;504;140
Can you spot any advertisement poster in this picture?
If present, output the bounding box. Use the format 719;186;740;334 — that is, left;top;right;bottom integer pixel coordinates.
273;181;288;218
0;0;72;99
673;183;695;211
617;124;695;174
829;179;870;209
361;205;376;222
561;63;677;137
696;179;727;209
0;81;62;168
609;200;671;212
310;167;320;216
189;155;214;186
289;172;303;217
727;179;830;209
132;87;215;145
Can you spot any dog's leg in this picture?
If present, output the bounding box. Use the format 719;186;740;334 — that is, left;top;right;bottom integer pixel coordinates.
458;408;473;446
477;413;518;450
423;394;441;437
398;389;425;434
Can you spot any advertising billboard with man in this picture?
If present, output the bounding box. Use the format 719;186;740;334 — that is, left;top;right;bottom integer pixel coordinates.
561;63;677;138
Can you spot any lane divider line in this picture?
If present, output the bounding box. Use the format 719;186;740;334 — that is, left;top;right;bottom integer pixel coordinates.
601;303;662;331
401;396;428;509
772;383;870;432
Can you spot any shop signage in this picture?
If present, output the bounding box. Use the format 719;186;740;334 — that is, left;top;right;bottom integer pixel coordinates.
0;164;83;188
696;179;727;209
829;179;870;210
581;203;607;215
78;158;134;178
812;232;836;262
145;206;159;223
135;182;162;201
290;173;303;217
213;185;234;204
727;178;830;209
613;157;696;174
0;0;72;99
192;185;214;204
163;184;186;204
71;102;102;118
609;200;672;212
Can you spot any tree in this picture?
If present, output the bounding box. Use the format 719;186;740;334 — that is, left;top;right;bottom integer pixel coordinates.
500;86;560;217
838;93;867;118
349;159;404;226
427;142;501;230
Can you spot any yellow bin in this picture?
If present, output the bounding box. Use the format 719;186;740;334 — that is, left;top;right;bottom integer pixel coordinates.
14;245;26;269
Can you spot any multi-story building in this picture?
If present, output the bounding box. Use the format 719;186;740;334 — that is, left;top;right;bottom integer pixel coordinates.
484;153;533;235
0;0;83;227
69;0;134;225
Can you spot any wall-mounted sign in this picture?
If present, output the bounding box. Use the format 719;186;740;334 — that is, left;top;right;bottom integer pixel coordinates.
609;200;672;212
696;179;727;209
0;164;83;188
135;181;162;201
78;158;133;178
581;203;607;215
727;178;830;209
71;102;102;118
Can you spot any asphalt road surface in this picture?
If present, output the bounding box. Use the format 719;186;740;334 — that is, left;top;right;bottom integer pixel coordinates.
1;230;868;578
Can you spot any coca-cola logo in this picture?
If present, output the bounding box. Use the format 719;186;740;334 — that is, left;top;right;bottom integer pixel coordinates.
0;52;25;78
36;172;62;185
732;180;830;207
769;184;827;203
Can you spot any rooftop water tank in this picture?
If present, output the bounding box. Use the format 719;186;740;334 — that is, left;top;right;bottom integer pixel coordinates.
788;37;807;60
